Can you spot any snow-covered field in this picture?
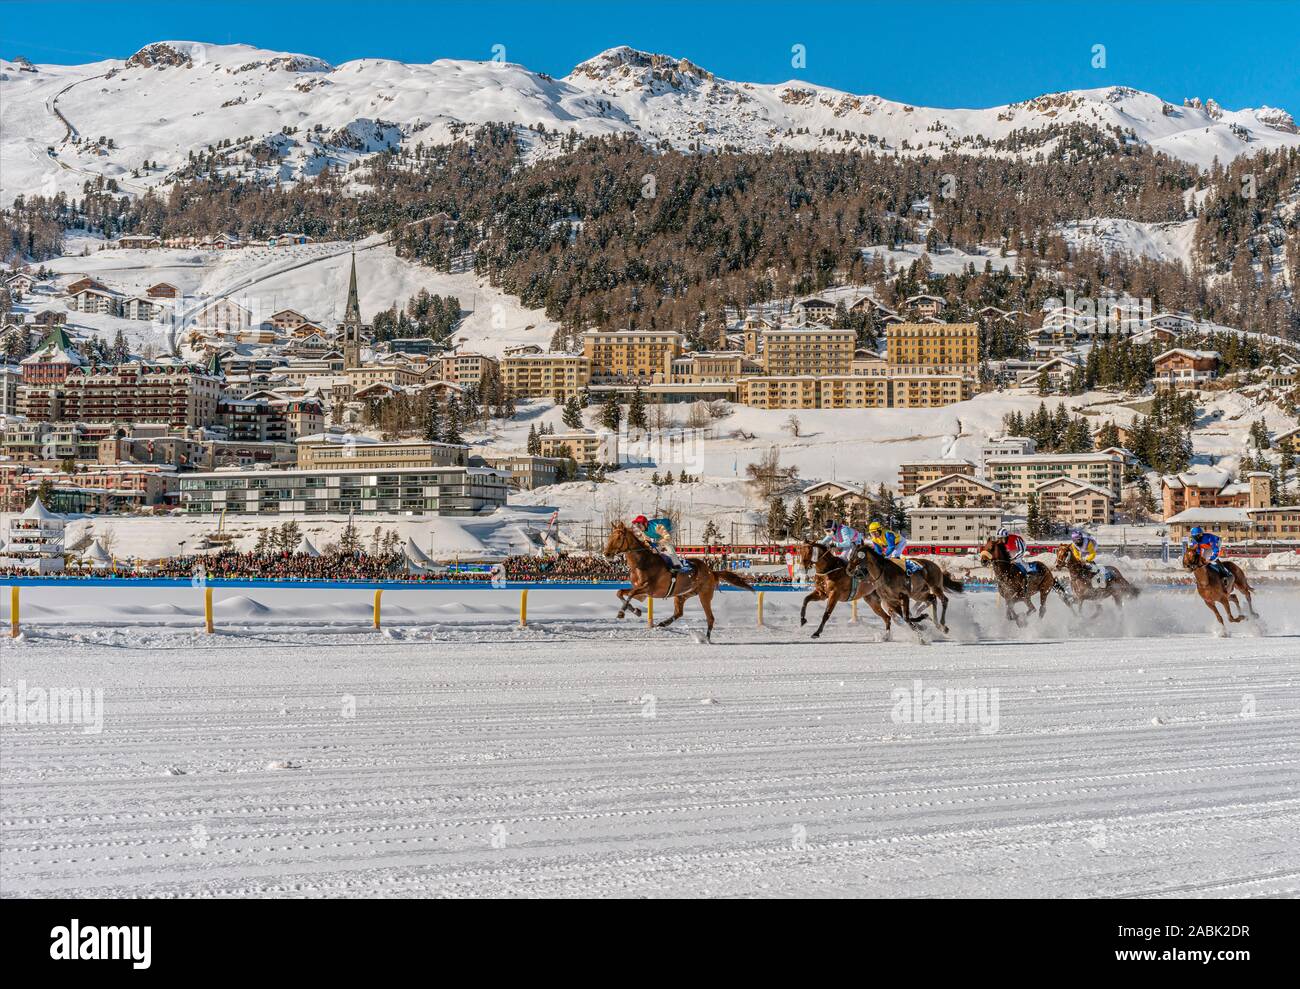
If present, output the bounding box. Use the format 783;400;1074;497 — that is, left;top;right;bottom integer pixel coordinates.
2;585;1297;898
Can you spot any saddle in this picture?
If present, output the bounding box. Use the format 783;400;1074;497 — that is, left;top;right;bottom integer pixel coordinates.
903;559;923;576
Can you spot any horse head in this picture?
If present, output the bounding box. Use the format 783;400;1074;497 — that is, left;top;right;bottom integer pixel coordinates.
1180;542;1203;571
978;537;1006;564
602;522;638;557
1054;543;1071;566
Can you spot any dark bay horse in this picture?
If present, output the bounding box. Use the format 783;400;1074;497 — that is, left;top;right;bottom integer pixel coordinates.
795;541;895;638
847;544;929;636
978;537;1068;626
887;554;966;634
1053;543;1141;615
1181;544;1257;629
604;521;755;641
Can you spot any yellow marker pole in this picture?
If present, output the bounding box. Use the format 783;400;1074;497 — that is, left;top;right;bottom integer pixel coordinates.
757;590;765;627
10;586;19;638
373;589;383;629
204;586;214;634
647;595;654;628
519;588;528;627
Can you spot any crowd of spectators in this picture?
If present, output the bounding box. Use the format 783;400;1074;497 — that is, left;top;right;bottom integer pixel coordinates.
0;549;801;585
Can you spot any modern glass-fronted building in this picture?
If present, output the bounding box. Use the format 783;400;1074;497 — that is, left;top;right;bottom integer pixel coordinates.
178;466;509;516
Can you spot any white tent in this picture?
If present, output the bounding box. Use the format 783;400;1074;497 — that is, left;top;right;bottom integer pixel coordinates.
295;535;321;557
82;539;112;568
404;537;435;569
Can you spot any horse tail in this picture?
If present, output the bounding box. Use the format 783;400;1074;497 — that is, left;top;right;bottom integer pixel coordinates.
1225;561;1252;593
1051;578;1071;600
942;573;965;594
715;570;757;593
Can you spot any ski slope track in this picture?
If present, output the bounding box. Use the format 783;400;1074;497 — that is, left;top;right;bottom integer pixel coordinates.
1;587;1298;898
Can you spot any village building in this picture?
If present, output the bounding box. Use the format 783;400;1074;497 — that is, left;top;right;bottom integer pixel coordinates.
476;453;563;490
984;451;1124;502
908;506;1004;545
296;434;469;470
192;298;253;334
178;465;508;516
1034;477;1114;526
885;321;979;377
1160;467;1271;518
898;458;978;497
760;325;855;377
66;287;120;315
536;430;618;464
801;480;870;512
791;296;836;324
915;473;1002;508
1153;349;1220;390
583;330;685;384
501;352;590;402
904;295;948;319
1164;505;1300;544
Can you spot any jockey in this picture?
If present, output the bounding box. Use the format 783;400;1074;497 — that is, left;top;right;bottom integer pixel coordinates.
820;519;865;560
867;520;907;559
1188;526;1228;578
1068;527;1105;587
999;527;1031;574
632;514;685;572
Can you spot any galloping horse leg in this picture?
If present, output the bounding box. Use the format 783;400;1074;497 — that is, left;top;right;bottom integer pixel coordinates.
1237;583;1258;617
617;584;648;619
859;592;891;639
800;588;825;626
1206;598;1226;629
658;594;686;628
813;589;840;639
698;585;717;642
1226;594;1245;623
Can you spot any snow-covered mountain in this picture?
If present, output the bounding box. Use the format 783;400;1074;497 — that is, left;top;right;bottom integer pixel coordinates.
4;40;1299;207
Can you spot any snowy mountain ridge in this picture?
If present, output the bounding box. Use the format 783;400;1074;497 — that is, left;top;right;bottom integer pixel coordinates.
3;40;1300;207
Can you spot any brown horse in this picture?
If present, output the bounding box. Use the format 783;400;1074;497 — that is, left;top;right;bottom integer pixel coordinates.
1181;544;1257;629
887;553;966;634
603;522;755;641
795;542;896;638
1053;543;1141;615
847;544;929;635
978;537;1068;626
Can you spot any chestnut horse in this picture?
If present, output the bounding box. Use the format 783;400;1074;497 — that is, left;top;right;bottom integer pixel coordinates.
1053;543;1141;615
1181;544;1257;629
604;521;755;641
978;537;1068;626
795;542;896;638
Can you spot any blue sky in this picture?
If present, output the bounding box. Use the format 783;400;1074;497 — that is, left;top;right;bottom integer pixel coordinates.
3;0;1299;111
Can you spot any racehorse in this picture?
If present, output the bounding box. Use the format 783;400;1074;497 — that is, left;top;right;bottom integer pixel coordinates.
978;537;1068;626
887;553;966;634
846;543;929;635
1181;543;1257;628
603;521;755;641
795;541;896;639
1053;543;1141;615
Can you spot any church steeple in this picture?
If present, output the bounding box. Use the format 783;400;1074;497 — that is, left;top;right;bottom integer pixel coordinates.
341;251;362;368
344;252;361;327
